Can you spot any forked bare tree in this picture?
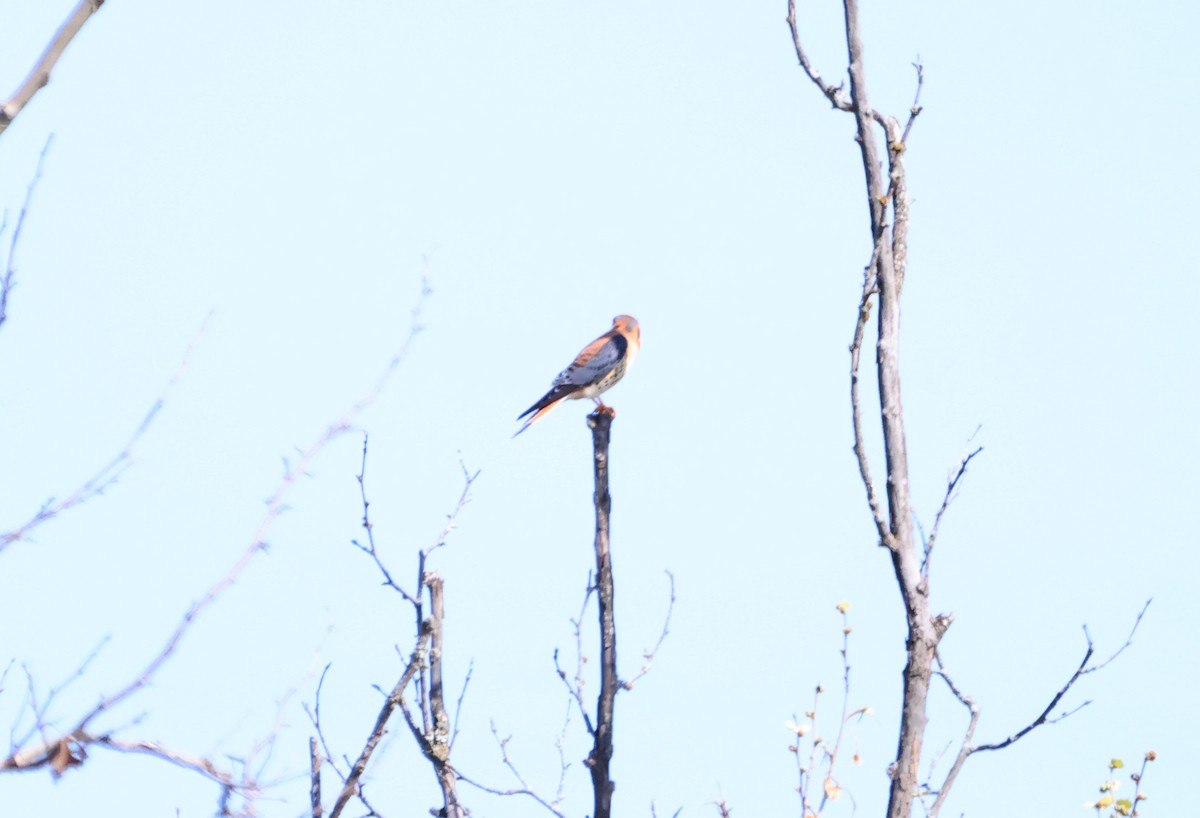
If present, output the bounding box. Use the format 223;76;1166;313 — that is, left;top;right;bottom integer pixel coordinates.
0;2;1155;816
785;3;1148;818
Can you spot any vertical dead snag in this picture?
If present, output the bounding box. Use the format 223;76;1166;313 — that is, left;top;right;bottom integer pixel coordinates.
426;573;466;817
787;4;1147;817
586;409;618;818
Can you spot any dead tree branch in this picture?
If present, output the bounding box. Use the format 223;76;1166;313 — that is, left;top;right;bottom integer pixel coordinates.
790;4;1149;817
554;575;598;735
842;4;933;815
585;408;618;818
849;252;888;547
1;311;210;554
620;570;675;691
927;600;1151;818
921;438;983;579
2;281;429;785
309;736;323;818
786;0;851;111
323;435;476;818
426;574;466;816
328;623;433;818
453;722;568;818
351;433;419;605
0;134;52;336
0;1;105;137
786;4;941;817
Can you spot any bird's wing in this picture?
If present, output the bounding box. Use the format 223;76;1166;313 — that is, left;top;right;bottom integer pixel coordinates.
551;333;628;388
514;326;632;436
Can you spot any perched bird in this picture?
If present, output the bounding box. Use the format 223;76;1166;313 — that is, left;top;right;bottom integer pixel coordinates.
515;315;641;436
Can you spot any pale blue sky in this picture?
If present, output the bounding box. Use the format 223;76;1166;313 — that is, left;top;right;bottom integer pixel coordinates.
0;1;1195;816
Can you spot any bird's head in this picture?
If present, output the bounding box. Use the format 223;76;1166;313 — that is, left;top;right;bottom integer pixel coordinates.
613;315;639;340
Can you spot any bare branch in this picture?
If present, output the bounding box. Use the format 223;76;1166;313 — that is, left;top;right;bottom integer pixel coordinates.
0;1;104;137
3;281;429;782
94;735;248;790
425;457;481;561
329;623;432;818
552;700;573;805
554;575;597;735
97;281;425;721
821;605;860;808
964;599;1152;753
1082;598;1152;675
303;664;346;784
457;764;568;818
887;60;924;293
0;134;53;336
449;659;473;752
351;433;419;605
927;602;1151;817
921;436;984;579
585;409;618;818
425;574;467;817
10;636;110;753
1;312;211;553
827;2;933;816
848;253;890;548
310;736;323;818
926;657;979;818
899;61;925;146
340;444;478;817
458;720;568;816
620;570;675;691
786;0;852;111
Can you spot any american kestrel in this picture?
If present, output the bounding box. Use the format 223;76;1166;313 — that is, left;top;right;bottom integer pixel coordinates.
515;315;641;436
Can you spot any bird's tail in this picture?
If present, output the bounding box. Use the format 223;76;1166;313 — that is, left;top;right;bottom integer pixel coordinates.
513;399;564;437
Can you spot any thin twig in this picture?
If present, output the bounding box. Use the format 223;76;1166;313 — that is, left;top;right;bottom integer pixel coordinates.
972;646;1092;754
1126;752;1156;815
553;699;572;805
449;660;474;752
0;1;104;136
3;282;429;777
1082;598;1152;675
927;602;1152;818
899;61;925;145
304;664;346;783
921;436;984;579
820;606;857;810
457;768;568;818
11;636;110;751
351;434;418;605
620;570;675;691
93;735;246;789
425;457;481;561
554;574;597;735
1;312;211;553
478;716;568;814
0;134;53;334
926;656;979;818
